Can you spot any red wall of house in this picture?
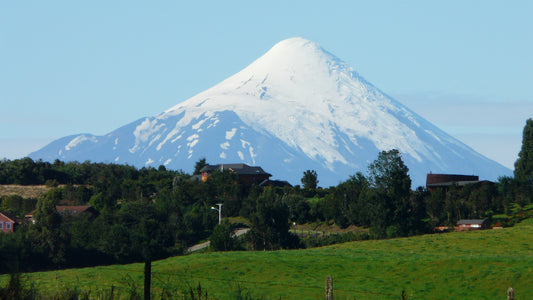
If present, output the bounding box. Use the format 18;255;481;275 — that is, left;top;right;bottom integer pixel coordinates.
0;214;15;233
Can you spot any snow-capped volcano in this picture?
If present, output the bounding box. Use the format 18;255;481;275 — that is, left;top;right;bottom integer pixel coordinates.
30;37;511;187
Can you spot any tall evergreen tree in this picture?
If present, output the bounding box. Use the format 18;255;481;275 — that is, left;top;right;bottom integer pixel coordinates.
514;118;533;182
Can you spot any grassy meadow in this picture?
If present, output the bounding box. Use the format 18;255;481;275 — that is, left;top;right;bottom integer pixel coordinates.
3;219;532;299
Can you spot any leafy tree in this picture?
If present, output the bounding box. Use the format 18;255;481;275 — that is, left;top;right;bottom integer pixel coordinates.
88;192;103;210
319;193;338;223
121;202;175;260
13;158;38;185
65;213;93;250
359;187;387;236
29;193;69;266
294;200;311;224
368;150;411;194
443;186;460;226
208;169;244;217
0;195;24;216
0;229;28;273
407;187;432;234
497;176;520;213
101;201;175;300
301;170;319;190
210;220;239;251
335;172;367;227
247;188;299;250
284;193;307;223
366;149;412;237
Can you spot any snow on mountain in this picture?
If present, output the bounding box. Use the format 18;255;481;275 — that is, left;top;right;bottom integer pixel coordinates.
29;37;511;187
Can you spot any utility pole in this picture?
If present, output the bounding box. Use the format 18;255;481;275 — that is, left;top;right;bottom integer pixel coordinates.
211;203;223;224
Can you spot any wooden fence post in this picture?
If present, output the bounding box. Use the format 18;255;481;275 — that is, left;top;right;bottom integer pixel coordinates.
144;260;151;300
325;275;333;300
507;287;514;300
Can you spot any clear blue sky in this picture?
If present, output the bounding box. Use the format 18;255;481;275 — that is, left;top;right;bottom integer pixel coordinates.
2;1;532;170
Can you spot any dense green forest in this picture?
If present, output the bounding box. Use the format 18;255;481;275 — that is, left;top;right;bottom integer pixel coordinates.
1;118;532;274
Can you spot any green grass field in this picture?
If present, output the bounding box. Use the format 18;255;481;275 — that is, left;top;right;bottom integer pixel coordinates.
4;219;532;299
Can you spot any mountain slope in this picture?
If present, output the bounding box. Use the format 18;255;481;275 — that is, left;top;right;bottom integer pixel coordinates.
30;37;511;187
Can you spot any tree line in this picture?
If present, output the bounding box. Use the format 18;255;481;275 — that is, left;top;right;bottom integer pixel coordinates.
1;118;532;273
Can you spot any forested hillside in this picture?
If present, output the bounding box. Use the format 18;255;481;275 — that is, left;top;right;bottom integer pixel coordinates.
0;120;531;272
2;141;532;274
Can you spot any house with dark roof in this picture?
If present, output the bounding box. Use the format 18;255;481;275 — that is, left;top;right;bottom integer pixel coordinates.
456;219;489;231
0;211;16;233
56;205;97;217
426;173;480;192
25;205;98;224
200;163;272;186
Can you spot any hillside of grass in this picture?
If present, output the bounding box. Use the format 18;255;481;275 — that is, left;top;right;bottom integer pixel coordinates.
3;219;532;299
0;185;53;199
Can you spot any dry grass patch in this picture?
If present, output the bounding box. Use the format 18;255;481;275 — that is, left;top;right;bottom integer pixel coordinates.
0;185;53;199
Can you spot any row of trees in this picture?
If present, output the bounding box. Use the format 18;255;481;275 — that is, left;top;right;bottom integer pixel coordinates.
287;118;533;233
1;199;177;272
1;118;532;272
0;160;302;272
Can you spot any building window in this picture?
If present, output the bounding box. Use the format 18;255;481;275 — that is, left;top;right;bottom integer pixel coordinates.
6;222;11;230
0;222;3;229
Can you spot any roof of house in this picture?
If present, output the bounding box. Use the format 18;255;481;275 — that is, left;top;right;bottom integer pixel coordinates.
259;179;293;187
200;164;271;176
0;211;16;223
56;205;95;215
457;219;486;225
26;205;96;217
